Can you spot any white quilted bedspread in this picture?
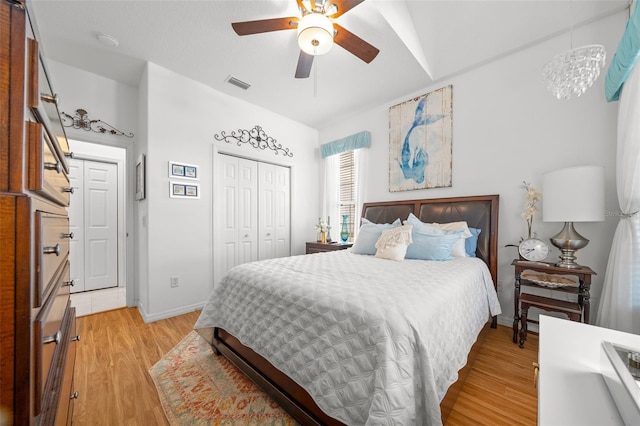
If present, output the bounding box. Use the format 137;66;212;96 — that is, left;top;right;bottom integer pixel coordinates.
195;251;501;426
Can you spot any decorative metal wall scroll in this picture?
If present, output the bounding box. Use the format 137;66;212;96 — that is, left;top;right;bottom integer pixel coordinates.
61;108;134;138
214;125;293;157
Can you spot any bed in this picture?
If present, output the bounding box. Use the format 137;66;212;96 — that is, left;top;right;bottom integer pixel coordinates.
195;194;500;425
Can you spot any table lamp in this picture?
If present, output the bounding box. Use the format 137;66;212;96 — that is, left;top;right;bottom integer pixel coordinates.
542;165;605;268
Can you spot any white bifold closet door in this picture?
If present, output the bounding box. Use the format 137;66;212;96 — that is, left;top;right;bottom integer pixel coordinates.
217;154;290;283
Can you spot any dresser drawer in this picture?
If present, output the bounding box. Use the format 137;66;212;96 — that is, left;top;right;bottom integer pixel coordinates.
27;120;71;207
27;37;70;170
33;264;70;416
35;212;71;306
56;307;77;426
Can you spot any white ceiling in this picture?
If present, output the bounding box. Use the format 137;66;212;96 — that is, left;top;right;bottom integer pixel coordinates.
28;0;627;130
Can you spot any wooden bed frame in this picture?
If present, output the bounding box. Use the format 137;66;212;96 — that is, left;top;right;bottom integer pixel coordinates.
211;195;500;425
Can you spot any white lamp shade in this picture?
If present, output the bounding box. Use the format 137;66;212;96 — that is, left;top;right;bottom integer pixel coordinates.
297;13;334;55
542;165;605;222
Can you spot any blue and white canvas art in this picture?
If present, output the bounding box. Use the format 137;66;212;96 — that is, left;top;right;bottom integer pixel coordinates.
389;85;453;192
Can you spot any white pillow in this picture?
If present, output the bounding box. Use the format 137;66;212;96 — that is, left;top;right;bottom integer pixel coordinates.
374;224;413;261
430;221;473;258
429;221;473;238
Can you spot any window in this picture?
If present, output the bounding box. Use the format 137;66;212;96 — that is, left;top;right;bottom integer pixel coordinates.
338;150;356;240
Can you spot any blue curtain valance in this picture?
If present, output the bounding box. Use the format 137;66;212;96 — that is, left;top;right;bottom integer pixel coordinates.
605;1;640;102
321;131;371;158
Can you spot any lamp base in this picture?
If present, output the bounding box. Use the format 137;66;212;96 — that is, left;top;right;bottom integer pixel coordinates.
550;222;589;269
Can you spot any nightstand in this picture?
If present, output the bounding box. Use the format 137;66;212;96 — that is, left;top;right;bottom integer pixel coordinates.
305;241;353;254
512;259;595;348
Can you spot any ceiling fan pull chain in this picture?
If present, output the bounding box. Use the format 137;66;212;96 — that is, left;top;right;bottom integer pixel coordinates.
314;46;318;98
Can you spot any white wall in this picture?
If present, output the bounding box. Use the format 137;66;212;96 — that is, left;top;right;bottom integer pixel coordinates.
139;62;320;322
318;12;625;327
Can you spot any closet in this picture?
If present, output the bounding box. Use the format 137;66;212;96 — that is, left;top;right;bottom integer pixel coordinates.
217;154;290;283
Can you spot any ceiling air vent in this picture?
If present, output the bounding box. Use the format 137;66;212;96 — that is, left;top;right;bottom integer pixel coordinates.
225;75;251;90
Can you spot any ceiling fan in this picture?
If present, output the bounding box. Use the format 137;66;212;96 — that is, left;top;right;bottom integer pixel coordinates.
231;0;379;79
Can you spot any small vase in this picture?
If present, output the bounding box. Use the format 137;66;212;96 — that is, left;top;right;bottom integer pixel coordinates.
340;215;349;243
321;231;327;244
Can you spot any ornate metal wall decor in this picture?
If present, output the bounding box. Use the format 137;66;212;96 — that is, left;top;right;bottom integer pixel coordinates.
214;125;293;157
61;108;134;138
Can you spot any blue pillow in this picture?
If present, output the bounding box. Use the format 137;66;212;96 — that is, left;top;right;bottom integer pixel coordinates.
465;227;482;257
351;218;401;255
405;229;463;261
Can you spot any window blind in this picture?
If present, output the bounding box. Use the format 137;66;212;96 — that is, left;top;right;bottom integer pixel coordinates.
338;150;356;239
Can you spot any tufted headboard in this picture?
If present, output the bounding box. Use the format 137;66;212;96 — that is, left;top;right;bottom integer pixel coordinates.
361;195;499;289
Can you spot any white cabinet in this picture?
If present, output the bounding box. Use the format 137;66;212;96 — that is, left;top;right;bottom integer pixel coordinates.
217;154;290;283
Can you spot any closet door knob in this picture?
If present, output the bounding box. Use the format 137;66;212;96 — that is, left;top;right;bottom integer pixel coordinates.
65;151;74;159
70;391;79;400
62;232;74;239
63;187;74;194
43;330;62;344
71;335;80;342
44;161;62;173
244;234;249;238
43;244;61;256
63;279;76;287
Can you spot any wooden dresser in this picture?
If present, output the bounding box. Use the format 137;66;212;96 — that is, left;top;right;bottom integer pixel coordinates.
1;1;78;424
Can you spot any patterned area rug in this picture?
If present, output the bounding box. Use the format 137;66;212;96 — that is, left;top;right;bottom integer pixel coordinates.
149;331;298;425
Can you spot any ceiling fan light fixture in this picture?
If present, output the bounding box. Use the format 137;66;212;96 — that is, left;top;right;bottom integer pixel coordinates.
297;13;334;55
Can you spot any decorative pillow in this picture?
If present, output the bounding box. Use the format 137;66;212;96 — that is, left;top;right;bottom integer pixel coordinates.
405;213;467;258
351;218;401;255
404;213;443;235
465;227;482;257
429;221;473;238
405;228;463;261
374;224;413;261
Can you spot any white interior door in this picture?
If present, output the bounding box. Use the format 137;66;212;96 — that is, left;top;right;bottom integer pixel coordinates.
84;160;118;291
69;158;118;292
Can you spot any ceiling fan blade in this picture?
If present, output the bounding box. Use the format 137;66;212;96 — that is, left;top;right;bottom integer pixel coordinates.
232;17;298;35
333;23;379;63
295;51;314;79
328;0;365;18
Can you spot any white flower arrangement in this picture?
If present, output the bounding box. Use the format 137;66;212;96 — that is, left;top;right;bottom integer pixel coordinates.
521;181;541;239
315;220;328;233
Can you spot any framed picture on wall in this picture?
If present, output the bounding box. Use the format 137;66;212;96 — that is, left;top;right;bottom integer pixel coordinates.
135;154;145;200
169;161;199;180
170;181;200;199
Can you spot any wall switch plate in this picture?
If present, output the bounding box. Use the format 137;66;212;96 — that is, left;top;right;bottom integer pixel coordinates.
170;277;179;288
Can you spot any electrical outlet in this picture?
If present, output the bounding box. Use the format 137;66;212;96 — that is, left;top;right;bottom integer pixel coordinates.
170;277;179;288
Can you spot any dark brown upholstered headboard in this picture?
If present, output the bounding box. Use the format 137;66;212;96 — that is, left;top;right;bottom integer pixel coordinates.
361;195;499;289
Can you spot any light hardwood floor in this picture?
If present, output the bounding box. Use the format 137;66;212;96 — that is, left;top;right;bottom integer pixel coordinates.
72;308;538;425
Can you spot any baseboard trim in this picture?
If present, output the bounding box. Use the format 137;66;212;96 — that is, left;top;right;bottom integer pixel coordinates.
138;301;205;323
